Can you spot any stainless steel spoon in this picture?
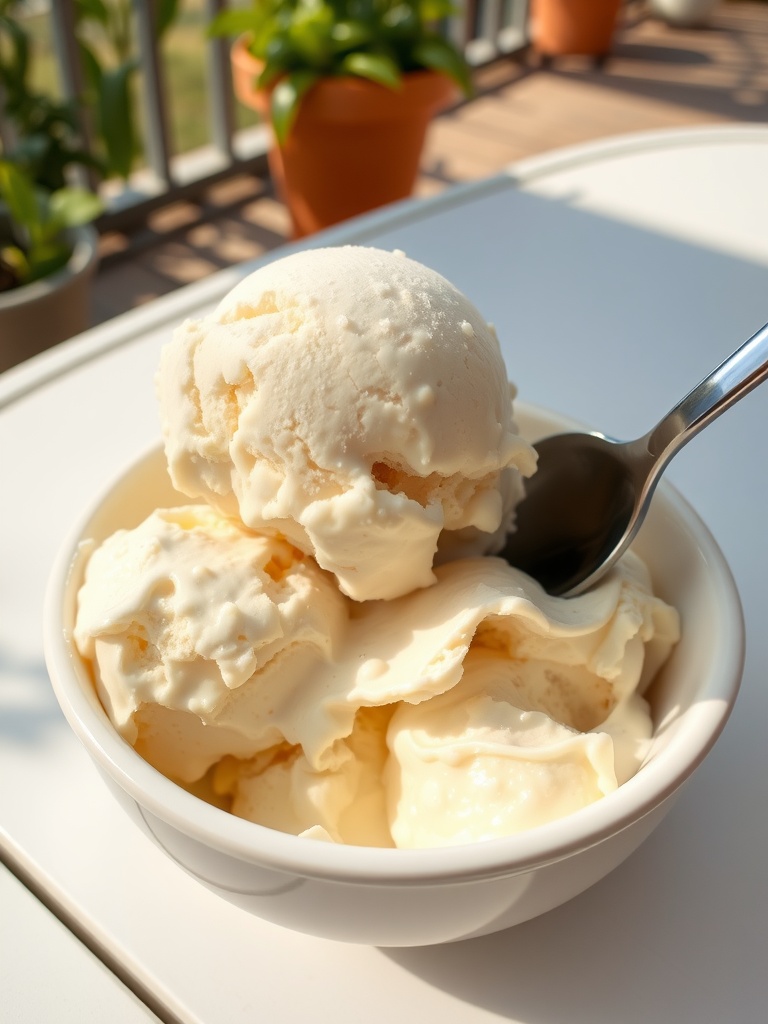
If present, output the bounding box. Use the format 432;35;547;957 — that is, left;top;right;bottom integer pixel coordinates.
502;321;768;596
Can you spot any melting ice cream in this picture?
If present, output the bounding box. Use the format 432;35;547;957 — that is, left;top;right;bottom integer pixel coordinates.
74;245;680;849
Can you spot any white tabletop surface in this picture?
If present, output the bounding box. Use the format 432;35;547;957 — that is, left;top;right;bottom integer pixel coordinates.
1;863;161;1024
2;125;767;1024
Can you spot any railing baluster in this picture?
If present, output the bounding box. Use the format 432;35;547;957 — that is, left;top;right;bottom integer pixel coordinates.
509;0;531;38
49;0;85;107
48;0;100;189
479;0;503;43
205;0;237;161
461;0;481;48
134;0;174;187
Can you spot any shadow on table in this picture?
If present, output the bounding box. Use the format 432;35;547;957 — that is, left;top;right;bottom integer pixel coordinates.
0;646;63;743
613;41;714;66
379;733;765;1022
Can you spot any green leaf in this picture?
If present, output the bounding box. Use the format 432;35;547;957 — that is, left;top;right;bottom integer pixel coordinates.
419;0;458;20
330;19;373;52
258;61;285;91
155;0;179;38
208;10;263;39
383;4;419;38
261;33;300;76
48;187;103;229
23;241;73;284
99;63;137;179
250;19;279;60
78;39;103;92
340;52;402;89
73;0;110;25
270;70;319;145
412;35;472;95
0;161;39;232
0;12;29;89
0;244;29;282
289;5;335;67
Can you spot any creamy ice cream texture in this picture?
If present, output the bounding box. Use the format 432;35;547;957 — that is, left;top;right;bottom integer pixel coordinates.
75;510;678;846
73;245;681;849
210;551;678;847
157;246;536;601
74;506;348;783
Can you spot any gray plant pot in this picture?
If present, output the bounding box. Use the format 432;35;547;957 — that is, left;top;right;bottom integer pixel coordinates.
0;223;100;375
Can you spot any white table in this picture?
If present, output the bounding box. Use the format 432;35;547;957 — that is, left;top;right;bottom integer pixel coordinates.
0;863;161;1024
2;125;767;1024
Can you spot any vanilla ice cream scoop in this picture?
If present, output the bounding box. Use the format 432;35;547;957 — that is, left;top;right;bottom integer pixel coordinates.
213;706;395;847
73;506;348;782
157;246;536;601
189;550;677;846
386;647;621;848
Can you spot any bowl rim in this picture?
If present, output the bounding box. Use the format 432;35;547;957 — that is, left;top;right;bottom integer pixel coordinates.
43;401;745;886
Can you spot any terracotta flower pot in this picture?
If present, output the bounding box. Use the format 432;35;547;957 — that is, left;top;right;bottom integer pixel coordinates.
0;223;99;374
231;37;458;237
531;0;623;58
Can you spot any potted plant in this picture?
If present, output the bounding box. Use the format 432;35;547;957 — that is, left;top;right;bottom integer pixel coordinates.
530;0;623;62
210;0;472;238
0;0;103;373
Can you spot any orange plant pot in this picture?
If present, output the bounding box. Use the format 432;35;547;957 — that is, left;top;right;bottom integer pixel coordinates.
231;37;458;237
531;0;623;57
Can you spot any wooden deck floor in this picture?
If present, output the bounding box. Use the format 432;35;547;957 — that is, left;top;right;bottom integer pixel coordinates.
92;1;768;325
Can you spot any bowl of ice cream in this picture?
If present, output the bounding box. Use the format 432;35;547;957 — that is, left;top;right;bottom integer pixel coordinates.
44;247;744;947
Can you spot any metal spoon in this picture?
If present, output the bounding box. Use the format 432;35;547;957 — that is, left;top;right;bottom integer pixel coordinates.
502;321;768;597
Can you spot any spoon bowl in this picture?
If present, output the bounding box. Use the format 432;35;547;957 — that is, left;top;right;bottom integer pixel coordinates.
503;432;649;595
503;321;768;595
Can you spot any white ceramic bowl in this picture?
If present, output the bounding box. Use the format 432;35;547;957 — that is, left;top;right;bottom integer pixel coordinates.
44;404;744;947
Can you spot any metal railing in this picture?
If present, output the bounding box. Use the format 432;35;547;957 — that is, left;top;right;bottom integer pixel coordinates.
7;0;531;233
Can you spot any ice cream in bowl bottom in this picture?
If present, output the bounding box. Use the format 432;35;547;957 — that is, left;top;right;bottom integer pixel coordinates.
44;399;744;947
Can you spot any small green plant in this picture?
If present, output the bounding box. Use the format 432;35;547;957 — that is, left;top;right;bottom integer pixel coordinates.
0;160;101;286
0;0;102;291
209;0;472;144
74;0;179;179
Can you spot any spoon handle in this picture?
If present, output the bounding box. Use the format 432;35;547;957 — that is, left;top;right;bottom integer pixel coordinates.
646;321;768;463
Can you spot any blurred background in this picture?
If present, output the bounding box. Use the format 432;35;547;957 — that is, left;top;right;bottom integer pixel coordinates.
1;0;766;368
